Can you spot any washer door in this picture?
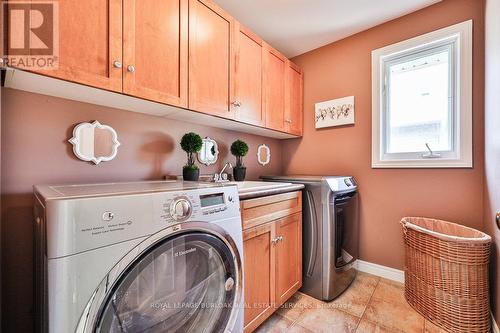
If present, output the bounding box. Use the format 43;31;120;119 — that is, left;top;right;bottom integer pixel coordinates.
95;232;238;333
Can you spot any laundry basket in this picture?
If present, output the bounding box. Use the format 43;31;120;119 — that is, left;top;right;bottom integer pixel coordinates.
401;217;492;333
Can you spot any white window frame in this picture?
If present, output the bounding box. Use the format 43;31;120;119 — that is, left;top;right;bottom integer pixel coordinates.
372;20;473;168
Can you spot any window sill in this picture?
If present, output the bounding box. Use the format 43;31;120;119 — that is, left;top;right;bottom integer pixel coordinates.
372;158;473;169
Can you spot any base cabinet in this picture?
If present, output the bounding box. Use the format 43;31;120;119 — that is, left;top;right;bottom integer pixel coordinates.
243;223;276;332
241;192;302;333
276;213;302;305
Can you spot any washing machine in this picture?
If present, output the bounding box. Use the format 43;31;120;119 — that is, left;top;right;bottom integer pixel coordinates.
33;181;244;333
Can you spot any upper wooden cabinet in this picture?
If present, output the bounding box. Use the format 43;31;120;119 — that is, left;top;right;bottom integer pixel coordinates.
188;0;235;118
10;0;303;137
34;0;123;92
233;24;265;126
285;61;304;136
264;44;286;132
122;0;188;107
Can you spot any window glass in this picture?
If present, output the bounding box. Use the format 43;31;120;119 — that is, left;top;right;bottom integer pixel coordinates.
387;49;452;154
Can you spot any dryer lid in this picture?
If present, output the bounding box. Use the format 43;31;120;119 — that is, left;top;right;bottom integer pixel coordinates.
261;175;357;193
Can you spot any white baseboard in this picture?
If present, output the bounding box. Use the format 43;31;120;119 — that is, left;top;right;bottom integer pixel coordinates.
356;260;405;283
493;313;500;333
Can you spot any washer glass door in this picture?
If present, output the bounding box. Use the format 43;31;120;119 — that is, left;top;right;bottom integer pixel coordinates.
96;232;237;333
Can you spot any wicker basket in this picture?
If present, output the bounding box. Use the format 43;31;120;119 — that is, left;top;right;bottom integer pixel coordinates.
401;217;492;333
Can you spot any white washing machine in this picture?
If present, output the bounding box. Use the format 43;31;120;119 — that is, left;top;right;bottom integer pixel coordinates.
33;181;244;333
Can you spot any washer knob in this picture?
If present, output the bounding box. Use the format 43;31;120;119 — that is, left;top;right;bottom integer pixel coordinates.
170;198;192;221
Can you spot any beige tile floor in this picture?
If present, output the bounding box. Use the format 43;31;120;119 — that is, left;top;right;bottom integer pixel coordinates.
254;272;448;333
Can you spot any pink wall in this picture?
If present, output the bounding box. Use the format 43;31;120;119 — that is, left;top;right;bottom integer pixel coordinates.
484;0;500;324
0;88;284;332
282;0;485;270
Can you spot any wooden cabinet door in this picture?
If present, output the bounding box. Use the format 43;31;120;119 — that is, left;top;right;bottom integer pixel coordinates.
285;61;304;136
34;0;123;92
275;213;302;306
264;44;286;131
243;222;276;333
233;23;264;126
188;0;235;118
123;0;188;107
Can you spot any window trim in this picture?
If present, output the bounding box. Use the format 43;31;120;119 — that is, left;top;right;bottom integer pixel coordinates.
372;20;473;168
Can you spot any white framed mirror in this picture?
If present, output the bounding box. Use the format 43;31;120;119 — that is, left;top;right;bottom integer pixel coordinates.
198;137;219;166
69;121;120;165
257;144;271;166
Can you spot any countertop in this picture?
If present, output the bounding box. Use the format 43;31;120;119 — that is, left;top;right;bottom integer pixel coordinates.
237;182;304;200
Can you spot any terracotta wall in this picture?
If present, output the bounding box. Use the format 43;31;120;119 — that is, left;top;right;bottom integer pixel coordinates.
484;0;500;323
282;0;485;270
0;88;283;332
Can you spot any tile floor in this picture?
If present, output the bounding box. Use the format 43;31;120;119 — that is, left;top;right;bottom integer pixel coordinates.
255;272;447;333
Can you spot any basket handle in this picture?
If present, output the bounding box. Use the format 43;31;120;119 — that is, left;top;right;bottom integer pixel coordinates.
401;220;408;237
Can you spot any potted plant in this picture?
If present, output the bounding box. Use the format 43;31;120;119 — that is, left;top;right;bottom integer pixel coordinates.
180;132;203;181
230;139;249;181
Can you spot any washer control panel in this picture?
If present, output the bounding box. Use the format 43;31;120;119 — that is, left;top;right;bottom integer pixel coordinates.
169;197;192;221
154;186;240;225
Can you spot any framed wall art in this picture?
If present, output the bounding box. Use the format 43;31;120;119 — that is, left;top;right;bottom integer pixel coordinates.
315;96;355;128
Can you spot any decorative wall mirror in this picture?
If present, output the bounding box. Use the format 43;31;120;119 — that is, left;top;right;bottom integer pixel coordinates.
69;121;120;165
257;144;271;166
198;137;219;166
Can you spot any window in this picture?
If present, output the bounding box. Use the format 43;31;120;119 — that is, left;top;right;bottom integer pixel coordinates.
372;21;472;168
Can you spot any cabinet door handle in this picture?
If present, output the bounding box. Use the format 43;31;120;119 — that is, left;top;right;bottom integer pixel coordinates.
232;101;242;107
127;65;135;73
113;61;122;69
285;119;292;124
272;236;284;245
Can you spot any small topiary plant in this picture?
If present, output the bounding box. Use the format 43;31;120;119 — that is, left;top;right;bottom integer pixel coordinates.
230;140;249;168
180;132;203;171
230;139;249;181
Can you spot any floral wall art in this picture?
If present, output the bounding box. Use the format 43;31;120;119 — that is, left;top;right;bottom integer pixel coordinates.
315;96;355;128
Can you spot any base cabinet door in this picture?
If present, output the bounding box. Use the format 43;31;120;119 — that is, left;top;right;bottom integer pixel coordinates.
243;223;276;333
32;0;123;92
285;61;304;136
275;213;303;305
188;0;234;118
123;0;188;107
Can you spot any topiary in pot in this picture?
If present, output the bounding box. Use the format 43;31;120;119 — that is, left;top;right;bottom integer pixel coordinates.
230;139;249;181
180;132;203;181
